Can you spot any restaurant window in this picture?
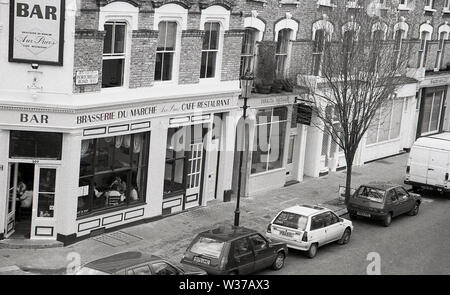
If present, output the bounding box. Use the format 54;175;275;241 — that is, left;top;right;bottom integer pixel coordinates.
102;21;127;88
240;28;258;77
275;29;291;79
366;98;404;145
201;22;220;78
9;131;62;160
155;21;177;81
251;107;288;174
419;88;445;136
77;132;150;217
164;127;186;196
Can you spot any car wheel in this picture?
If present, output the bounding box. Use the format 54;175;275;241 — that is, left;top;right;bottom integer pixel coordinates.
337;228;351;245
272;252;285;270
306;243;318;258
412;186;420;193
408;202;420;216
382;213;392;227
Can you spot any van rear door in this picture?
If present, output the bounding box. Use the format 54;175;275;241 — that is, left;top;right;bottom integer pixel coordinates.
409;146;430;184
426;149;449;187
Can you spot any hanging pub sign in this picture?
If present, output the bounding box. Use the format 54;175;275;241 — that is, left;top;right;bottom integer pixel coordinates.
9;0;65;66
296;103;313;126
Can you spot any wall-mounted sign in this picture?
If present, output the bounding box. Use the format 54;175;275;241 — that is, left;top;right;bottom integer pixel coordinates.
296;103;313;126
76;71;99;85
9;0;65;66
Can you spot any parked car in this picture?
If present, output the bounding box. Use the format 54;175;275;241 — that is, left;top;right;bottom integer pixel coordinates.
266;204;353;258
180;225;288;275
76;251;206;275
405;132;450;193
347;183;421;227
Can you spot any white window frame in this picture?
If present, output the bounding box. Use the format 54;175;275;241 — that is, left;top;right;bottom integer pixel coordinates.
420;89;445;136
274;17;298;79
418;23;433;68
371;22;387;40
436;24;450;70
102;21;127;88
311;19;333;76
424;0;436;12
445;0;450;12
398;0;410;10
99;1;139;91
199;5;230;84
242;15;265;77
153;3;188;86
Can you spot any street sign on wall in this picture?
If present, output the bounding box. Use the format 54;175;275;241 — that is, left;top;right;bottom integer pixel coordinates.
296;103;313;125
9;0;65;66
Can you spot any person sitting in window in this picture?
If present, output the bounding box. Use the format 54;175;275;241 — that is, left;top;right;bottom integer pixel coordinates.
20;190;33;209
107;176;127;205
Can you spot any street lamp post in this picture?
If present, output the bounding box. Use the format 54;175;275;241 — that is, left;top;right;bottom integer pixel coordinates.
234;71;254;227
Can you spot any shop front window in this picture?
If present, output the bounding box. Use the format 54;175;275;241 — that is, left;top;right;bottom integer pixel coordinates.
366;98;404;145
251;107;288;174
420;88;445;136
37;168;56;218
77;132;149;217
164;128;186;196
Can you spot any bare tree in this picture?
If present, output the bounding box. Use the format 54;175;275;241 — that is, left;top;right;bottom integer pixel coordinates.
299;0;413;203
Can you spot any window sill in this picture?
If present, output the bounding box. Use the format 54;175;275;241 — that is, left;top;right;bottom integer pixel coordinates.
398;6;411;11
76;201;146;221
424;7;437;13
247;0;267;6
443;8;450;14
279;1;301;7
101;86;127;93
163;190;185;199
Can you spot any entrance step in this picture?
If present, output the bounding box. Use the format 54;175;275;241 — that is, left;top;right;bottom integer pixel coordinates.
0;239;63;249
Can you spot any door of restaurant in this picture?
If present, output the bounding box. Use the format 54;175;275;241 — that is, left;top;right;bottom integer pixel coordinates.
185;141;204;209
4;162;57;239
285;130;298;182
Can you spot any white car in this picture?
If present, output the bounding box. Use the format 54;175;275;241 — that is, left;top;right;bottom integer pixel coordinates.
266;204;353;258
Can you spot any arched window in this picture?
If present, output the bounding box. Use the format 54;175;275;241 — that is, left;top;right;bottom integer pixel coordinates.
436;26;450;70
200;22;221;78
312;29;325;76
418;23;433;68
275;29;292;79
155;21;177;81
240;28;258;76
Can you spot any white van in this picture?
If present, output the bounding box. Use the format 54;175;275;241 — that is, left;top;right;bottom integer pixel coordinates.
405;132;450;193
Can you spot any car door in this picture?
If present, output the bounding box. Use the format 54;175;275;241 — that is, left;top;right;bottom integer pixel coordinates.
231;237;255;275
150;261;180;275
309;213;328;246
249;234;274;271
323;211;343;242
386;189;401;216
394;187;414;215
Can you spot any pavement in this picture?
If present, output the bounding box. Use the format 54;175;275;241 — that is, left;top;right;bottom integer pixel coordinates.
0;153;409;275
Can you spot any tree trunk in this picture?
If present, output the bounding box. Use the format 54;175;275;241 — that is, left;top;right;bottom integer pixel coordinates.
344;159;353;205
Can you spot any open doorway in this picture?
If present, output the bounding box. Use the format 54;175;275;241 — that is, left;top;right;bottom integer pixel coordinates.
6;163;34;239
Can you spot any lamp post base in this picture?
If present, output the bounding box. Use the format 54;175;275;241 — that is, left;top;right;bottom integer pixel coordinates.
234;210;240;226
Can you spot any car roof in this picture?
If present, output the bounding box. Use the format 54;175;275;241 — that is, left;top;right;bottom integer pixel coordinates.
282;204;328;216
361;182;400;191
83;251;162;274
198;225;258;242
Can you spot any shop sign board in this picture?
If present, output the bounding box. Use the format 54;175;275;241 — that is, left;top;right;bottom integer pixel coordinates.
9;0;65;65
296;103;312;126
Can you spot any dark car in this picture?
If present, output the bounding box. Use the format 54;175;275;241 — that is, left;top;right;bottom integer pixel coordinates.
347;183;421;227
76;251;206;275
181;225;288;275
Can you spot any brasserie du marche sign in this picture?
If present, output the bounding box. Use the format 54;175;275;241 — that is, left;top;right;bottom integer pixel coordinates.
9;0;65;65
76;98;233;125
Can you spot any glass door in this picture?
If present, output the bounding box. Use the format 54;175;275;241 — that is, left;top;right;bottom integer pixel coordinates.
30;165;57;239
185;142;203;209
4;164;19;238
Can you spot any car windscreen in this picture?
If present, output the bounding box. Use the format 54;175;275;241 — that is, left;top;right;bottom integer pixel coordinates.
356;186;385;203
273;211;308;230
189;237;225;259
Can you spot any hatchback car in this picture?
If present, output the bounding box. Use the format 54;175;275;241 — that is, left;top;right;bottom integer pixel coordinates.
76;251;206;275
266;204;353;258
181;225;288;275
347;183;422;227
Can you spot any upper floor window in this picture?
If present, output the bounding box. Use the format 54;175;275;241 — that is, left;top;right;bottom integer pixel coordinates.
436;30;449;70
155;21;177;81
102;21;126;88
312;29;326;76
201;22;220;79
240;28;258;77
446;0;450;10
275;29;291;79
424;0;433;9
418;31;430;68
393;29;405;69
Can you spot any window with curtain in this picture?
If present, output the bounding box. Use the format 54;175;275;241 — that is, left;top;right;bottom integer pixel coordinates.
420;88;445;135
155;21;177;81
102;21;126;88
251;107;288;174
392;29;404;69
240;28;258;77
418;31;429;68
312;29;325;76
275;29;291;79
201;22;220;78
77;132;150;217
435;32;448;69
366;99;404;145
